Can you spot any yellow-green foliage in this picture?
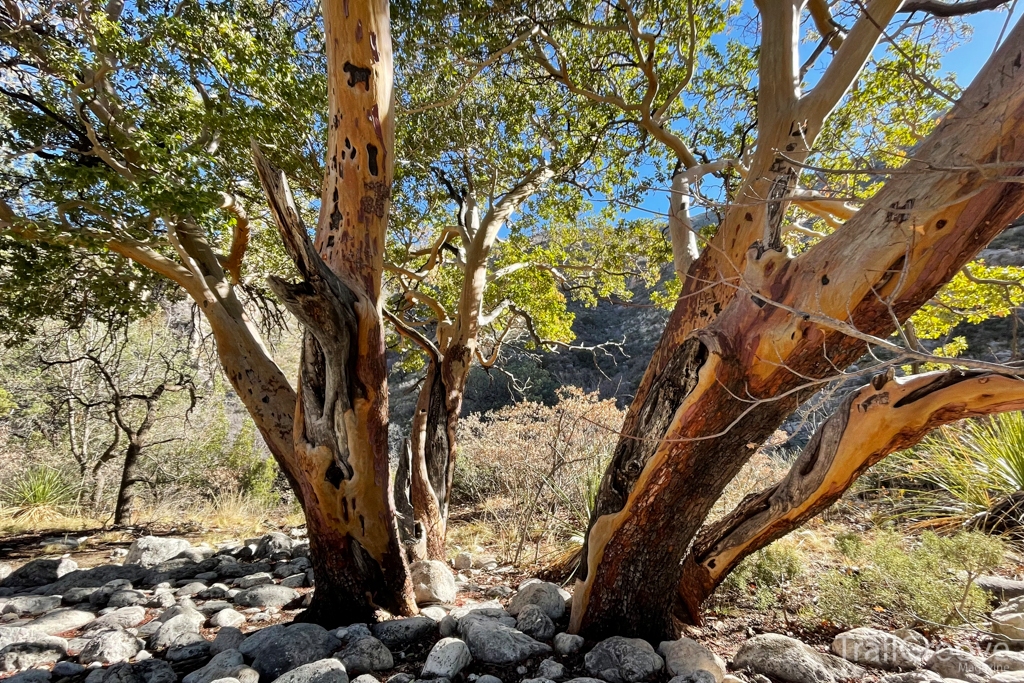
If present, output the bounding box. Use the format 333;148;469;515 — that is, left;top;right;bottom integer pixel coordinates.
0;387;15;415
2;466;79;510
723;540;806;611
226;419;280;505
817;531;1003;629
910;262;1024;340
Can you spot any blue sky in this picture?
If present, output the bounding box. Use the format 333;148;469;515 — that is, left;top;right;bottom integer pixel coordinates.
945;7;1023;80
618;8;1024;222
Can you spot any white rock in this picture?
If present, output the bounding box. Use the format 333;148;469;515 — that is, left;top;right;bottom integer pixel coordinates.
553;633;584;656
831;628;930;671
658;637;726;682
79;629;141;665
925;649;992;683
508;583;566;620
989;650;1024;672
992;672;1024;683
457;612;551;665
269;659;349;683
733;633;864;683
410;561;456;605
421;638;472;679
124;537;191;568
236;573;274;589
210;609;246;629
26;609;95;635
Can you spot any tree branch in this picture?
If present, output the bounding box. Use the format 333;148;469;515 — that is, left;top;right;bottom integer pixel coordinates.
899;0;1010;15
220;193;250;285
384;308;440;361
799;0;907;131
676;368;1024;622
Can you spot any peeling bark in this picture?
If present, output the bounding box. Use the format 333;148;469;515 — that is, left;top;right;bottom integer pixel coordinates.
675;369;1024;623
573;19;1024;641
250;0;415;625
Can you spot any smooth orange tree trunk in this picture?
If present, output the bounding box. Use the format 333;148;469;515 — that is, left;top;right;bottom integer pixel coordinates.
571;17;1024;641
253;0;416;625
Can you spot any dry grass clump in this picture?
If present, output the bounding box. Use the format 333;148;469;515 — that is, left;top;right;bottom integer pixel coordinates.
454;387;623;566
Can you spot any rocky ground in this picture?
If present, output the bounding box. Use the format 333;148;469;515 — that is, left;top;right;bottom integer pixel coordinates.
1;533;1023;683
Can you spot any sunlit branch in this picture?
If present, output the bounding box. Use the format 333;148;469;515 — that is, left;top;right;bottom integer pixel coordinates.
220;193;250;285
405;289;451;323
385;307;440;360
799;0;906;132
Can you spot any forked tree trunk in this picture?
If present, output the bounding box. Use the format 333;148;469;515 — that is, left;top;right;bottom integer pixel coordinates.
403;168;551;559
252;0;416;626
410;345;470;560
571;18;1024;641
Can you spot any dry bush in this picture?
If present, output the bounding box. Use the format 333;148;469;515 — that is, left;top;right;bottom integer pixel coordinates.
455;387;623;565
708;431;792;524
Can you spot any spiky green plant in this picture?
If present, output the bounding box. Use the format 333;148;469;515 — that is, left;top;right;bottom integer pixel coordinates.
2;467;80;521
880;412;1024;524
543;455;607;545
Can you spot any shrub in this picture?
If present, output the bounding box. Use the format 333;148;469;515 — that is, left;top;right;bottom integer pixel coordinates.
722;539;807;611
227;419;280;505
454;387;623;564
834;531;863;558
817;530;1004;629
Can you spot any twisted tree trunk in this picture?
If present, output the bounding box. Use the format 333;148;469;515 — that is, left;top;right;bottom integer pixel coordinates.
675;369;1024;622
571;16;1024;641
113;440;143;525
252;0;416;626
409;345;471;560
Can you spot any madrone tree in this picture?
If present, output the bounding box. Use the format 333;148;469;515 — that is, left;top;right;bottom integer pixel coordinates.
387;42;667;558
408;0;1024;636
0;0;419;622
550;3;1024;640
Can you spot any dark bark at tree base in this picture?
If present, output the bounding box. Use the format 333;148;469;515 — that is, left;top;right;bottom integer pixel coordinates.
296;514;414;626
114;442;142;526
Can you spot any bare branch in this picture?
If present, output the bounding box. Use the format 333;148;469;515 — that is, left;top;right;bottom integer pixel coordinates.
899;0;1010;15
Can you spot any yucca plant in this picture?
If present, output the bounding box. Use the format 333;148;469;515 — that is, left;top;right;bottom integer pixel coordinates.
880;412;1024;528
1;466;80;523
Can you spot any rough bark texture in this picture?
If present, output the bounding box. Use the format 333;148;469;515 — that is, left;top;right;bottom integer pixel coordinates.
251;0;415;625
572;17;1024;641
409;360;454;560
676;369;1024;622
113;440;142;525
